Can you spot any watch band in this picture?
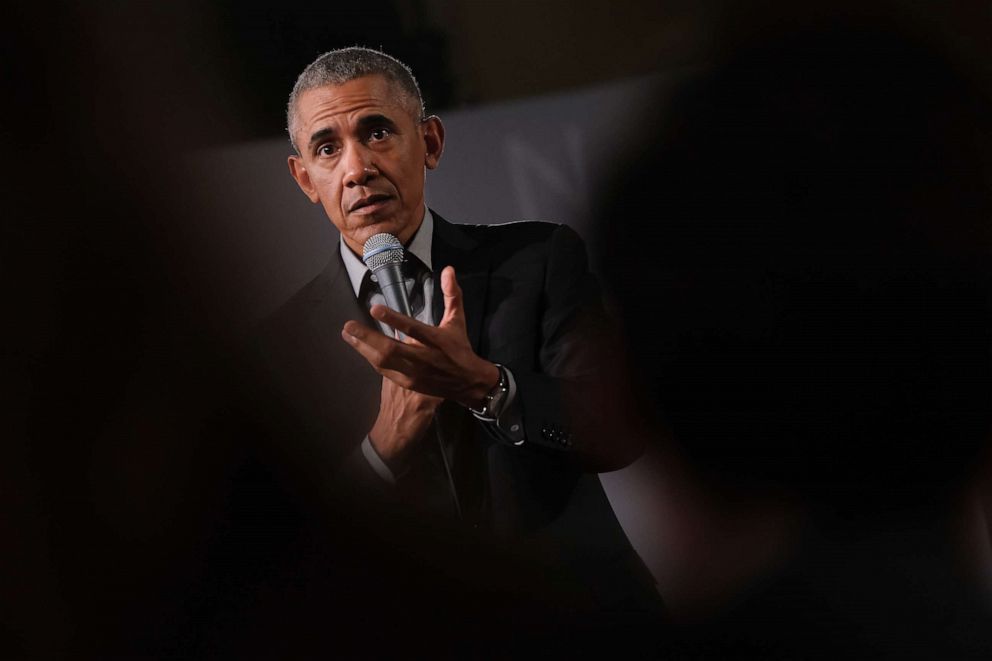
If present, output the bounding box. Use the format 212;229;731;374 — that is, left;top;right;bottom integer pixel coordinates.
467;363;508;421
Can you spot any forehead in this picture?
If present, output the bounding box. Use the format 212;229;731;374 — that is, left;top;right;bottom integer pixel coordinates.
294;76;415;133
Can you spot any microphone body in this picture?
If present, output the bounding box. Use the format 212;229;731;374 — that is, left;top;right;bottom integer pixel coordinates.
374;260;412;317
362;233;411;338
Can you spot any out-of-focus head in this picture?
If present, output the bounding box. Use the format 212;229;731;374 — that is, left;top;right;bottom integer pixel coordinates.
286;47;443;255
599;17;992;525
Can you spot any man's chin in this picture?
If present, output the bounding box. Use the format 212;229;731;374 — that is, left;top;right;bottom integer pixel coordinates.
342;220;405;253
352;213;420;245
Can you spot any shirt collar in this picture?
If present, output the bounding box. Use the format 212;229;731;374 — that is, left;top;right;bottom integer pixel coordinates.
341;206;434;298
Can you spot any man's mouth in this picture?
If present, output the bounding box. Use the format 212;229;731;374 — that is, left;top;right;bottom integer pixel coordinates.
349;194;393;213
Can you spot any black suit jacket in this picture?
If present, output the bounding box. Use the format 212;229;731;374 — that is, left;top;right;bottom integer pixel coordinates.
249;212;661;636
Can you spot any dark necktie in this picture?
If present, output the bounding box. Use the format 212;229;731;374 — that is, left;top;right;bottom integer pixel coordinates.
402;257;431;324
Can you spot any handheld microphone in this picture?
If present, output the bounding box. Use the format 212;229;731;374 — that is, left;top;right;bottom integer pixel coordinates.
362;233;411;338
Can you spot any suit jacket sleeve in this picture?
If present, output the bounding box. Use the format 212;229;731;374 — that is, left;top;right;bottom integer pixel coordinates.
482;223;632;466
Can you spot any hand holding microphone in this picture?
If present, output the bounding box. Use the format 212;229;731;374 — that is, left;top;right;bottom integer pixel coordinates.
343;234;500;409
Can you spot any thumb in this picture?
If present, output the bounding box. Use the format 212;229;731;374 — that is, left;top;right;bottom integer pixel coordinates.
440;265;465;327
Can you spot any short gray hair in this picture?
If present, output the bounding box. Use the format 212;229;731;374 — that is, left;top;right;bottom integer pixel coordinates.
286;46;425;151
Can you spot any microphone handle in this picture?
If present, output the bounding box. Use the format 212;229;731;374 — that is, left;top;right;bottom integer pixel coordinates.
373;262;412;340
381;280;412;317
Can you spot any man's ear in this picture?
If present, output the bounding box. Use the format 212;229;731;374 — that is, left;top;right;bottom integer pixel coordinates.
288;155;320;203
421;115;445;170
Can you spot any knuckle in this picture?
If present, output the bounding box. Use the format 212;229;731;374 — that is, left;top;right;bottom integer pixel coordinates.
370;347;391;369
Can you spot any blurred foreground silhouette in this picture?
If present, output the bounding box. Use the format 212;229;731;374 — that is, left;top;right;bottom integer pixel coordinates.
597;5;992;659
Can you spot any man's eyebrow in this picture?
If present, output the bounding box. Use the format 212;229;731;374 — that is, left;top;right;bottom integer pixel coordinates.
357;114;400;130
307;127;336;151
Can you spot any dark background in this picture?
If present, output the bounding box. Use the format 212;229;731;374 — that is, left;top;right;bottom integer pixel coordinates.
49;1;990;147
214;1;992;143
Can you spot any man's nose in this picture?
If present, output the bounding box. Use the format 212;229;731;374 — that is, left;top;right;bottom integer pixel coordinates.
342;144;378;187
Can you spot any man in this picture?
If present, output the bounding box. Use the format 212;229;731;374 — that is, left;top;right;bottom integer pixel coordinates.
249;46;663;654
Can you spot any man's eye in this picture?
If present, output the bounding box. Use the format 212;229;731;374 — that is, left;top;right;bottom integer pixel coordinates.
317;144;338;156
369;127;392;141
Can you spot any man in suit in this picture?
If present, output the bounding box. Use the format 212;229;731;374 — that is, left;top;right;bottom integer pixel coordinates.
248;46;664;655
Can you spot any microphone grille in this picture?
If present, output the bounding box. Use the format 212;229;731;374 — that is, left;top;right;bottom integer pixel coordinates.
362;233;405;270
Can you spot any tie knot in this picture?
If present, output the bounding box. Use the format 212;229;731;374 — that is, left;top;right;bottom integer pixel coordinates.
402;255;429;281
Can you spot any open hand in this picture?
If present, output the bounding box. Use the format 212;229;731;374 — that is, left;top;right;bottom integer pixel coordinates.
341;266;498;409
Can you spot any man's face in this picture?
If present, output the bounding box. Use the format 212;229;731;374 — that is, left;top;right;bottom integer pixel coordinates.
287;75;444;255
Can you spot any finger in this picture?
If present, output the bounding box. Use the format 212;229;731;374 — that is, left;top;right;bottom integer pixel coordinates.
342;319;388;345
342;321;428;386
369;304;437;345
379;367;417;390
440;266;466;327
341;321;413;371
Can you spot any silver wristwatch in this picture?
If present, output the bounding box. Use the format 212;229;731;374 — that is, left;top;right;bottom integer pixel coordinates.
467;363;509;422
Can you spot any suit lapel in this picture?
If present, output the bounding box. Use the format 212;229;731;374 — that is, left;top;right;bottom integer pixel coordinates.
430;211;490;354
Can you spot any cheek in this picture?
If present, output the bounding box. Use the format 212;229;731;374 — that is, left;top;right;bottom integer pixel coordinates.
313;172;344;201
397;163;425;195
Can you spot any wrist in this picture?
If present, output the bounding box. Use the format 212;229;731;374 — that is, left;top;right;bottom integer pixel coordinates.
460;361;500;410
368;419;416;464
367;429;416;477
465;363;509;421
